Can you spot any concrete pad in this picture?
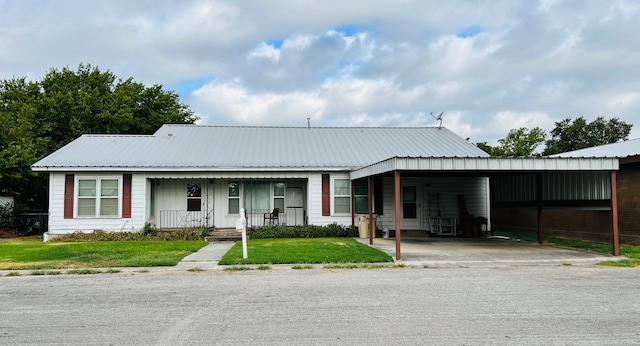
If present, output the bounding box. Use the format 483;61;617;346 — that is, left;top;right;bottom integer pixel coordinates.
356;237;620;268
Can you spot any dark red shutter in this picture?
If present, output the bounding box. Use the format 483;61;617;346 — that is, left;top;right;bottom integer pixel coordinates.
322;174;330;216
122;174;132;218
64;174;74;219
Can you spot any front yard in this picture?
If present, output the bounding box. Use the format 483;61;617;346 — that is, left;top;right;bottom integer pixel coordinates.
0;237;207;270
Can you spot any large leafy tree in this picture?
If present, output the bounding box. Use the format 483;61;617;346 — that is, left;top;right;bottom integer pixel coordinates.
0;64;197;210
543;116;632;155
476;127;547;157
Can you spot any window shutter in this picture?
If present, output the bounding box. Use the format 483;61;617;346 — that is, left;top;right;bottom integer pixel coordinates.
122;174;132;218
321;174;330;216
64;174;74;219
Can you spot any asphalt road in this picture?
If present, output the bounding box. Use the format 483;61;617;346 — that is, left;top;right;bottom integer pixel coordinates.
1;266;639;345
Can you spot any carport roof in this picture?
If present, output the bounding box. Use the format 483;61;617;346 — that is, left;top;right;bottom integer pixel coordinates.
350;156;619;180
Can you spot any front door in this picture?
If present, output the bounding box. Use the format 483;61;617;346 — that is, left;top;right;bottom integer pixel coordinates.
401;183;420;229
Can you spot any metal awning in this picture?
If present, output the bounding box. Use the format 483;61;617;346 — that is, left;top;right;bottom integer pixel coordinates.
350;156;619;180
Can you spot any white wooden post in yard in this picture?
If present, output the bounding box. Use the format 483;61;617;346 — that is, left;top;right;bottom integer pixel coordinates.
235;208;248;259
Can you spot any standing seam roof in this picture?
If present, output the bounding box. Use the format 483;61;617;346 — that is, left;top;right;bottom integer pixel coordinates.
32;124;490;170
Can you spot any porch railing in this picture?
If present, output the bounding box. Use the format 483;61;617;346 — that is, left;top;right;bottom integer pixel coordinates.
158;210;214;229
246;208;306;228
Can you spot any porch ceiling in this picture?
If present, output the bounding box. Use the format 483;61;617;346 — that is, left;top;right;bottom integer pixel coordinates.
350;156;619;180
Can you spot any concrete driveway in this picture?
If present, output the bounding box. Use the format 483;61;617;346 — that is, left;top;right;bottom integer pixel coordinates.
357;237;618;267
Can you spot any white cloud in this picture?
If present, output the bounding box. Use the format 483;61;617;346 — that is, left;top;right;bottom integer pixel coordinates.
1;0;639;143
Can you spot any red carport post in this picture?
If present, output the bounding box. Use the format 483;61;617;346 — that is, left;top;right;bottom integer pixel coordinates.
350;180;356;229
368;176;374;245
611;171;620;256
394;170;402;260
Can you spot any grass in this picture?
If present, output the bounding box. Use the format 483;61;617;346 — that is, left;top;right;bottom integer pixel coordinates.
0;239;207;270
219;237;394;265
496;231;640;267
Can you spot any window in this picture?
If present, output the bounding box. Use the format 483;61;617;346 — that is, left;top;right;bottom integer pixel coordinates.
334;179;350;214
187;184;201;211
149;180;156;217
228;182;240;214
77;178;119;217
273;182;285;211
354;180;369;214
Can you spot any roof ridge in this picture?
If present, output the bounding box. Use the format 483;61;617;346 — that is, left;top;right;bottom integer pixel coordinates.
162;124;445;129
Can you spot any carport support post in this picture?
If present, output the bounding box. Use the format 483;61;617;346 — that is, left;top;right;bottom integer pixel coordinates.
536;173;543;245
368;176;374;245
394;170;402;260
611;171;620;256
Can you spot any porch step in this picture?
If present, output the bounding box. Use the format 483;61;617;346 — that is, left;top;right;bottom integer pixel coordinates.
206;229;242;242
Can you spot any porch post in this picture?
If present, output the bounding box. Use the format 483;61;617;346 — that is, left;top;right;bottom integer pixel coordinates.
394;170;402;260
368;176;374;245
351;180;356;229
610;171;620;256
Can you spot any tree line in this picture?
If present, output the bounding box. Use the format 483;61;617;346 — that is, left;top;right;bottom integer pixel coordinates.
0;64;197;211
0;64;634;213
476;117;633;157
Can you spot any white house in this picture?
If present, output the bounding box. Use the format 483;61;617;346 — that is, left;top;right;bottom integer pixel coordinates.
31;124;490;233
32;124;621;257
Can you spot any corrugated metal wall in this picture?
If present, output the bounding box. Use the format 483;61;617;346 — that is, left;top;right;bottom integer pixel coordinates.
493;172;611;203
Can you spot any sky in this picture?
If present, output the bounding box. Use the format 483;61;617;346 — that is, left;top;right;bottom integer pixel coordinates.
1;0;639;145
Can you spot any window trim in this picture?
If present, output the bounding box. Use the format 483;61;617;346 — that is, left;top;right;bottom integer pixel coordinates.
187;183;202;212
228;181;240;215
353;179;369;214
74;176;122;218
332;177;351;215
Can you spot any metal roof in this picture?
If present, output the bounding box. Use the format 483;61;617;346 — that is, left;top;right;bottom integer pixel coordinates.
32;124;490;171
350;156;619;180
550;138;640;158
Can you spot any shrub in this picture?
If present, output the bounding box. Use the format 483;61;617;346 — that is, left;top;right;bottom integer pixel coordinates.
249;223;357;239
141;222;158;236
52;227;208;242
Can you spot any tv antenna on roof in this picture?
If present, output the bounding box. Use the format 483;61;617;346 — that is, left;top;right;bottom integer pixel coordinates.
431;112;444;128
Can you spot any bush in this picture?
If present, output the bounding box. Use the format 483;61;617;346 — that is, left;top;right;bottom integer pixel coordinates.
249;223;357;239
52;227;208;242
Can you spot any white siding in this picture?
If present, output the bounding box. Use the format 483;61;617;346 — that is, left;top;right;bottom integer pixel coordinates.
307;172;354;227
154;179;214;229
214;179;237;229
377;176;488;231
47;172;147;234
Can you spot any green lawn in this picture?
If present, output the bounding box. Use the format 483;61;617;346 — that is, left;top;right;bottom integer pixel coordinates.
0;239;207;270
496;231;640;267
219;237;394;265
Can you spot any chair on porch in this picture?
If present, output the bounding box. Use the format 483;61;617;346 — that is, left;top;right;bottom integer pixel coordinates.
263;208;280;226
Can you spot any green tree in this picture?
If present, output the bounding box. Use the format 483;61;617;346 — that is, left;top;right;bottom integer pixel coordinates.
543;116;632;155
0;64;198;210
475;142;493;155
479;127;547;157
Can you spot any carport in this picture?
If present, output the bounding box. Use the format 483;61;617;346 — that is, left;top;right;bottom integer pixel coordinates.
350;156;620;260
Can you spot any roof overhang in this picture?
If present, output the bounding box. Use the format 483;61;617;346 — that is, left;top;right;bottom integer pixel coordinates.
350;156;619;180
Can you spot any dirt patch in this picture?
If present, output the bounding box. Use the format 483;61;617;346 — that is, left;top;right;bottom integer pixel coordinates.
0;229;21;238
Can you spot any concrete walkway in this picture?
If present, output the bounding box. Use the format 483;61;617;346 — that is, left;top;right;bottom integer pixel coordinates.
173;241;236;270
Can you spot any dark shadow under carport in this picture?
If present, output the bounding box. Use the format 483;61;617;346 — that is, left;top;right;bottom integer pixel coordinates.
356;237;620;267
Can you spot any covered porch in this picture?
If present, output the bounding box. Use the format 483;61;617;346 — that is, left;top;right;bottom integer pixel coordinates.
149;176;308;230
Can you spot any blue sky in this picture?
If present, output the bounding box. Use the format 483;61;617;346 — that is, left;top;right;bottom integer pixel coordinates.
1;0;639;145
